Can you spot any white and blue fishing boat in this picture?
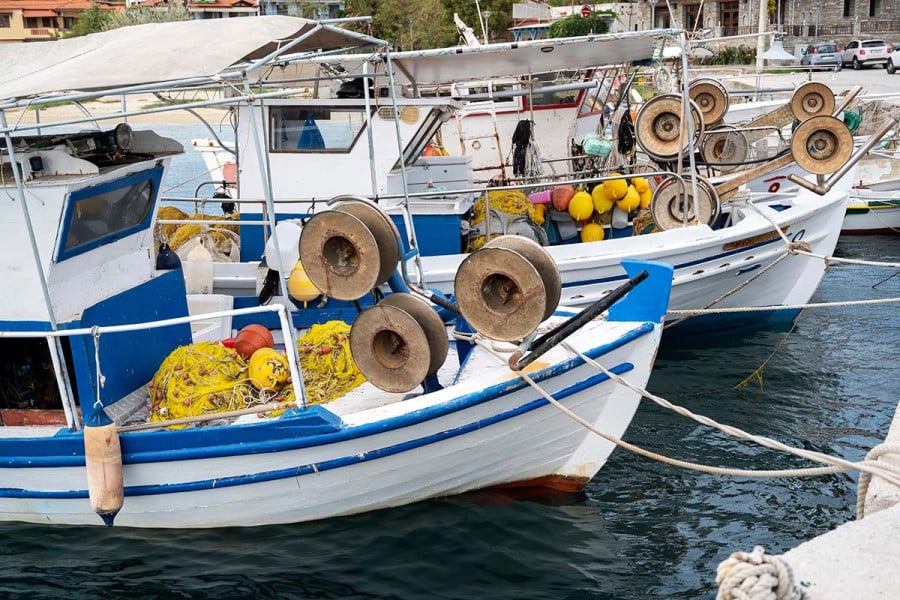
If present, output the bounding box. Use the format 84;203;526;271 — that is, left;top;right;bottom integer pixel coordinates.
0;17;673;528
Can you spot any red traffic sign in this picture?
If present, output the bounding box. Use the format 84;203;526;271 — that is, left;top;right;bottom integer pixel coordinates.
581;4;591;17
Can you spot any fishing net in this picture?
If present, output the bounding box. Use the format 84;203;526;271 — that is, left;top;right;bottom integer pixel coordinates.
466;189;545;251
291;321;366;406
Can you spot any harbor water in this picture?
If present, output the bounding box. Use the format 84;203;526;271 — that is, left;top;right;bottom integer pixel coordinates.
1;124;897;599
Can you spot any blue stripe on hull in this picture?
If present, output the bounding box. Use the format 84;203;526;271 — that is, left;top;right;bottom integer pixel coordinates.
1;364;631;500
0;322;654;470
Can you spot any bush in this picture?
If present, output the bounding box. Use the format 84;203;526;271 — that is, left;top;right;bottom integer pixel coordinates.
548;12;615;38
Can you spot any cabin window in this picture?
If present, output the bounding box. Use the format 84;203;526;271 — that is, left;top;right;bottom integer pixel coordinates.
268;106;369;153
57;167;162;260
0;13;11;27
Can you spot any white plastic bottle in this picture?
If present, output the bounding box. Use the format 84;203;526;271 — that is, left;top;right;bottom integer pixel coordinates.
183;238;214;294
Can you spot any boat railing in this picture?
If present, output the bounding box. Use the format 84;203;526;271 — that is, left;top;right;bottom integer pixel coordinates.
0;303;307;430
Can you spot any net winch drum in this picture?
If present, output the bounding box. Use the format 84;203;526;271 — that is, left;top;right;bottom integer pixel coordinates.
299;196;401;301
650;174;721;231
634;94;706;162
454;235;561;342
790;115;853;175
700;126;749;173
688;78;730;126
349;293;449;393
789;81;836;122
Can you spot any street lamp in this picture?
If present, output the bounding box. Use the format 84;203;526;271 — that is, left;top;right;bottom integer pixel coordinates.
482;10;491;43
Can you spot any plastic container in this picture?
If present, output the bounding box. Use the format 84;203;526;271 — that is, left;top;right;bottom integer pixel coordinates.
183;238;214;294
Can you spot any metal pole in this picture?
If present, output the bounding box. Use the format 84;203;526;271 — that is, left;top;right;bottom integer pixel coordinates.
756;0;768;72
362;60;379;197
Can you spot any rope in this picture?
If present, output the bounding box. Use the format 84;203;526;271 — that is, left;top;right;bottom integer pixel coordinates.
561;340;900;486
716;546;807;600
856;443;900;520
743;201;900;269
668;296;900;317
450;331;878;481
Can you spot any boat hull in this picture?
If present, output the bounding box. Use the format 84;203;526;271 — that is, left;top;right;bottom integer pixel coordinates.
0;318;660;528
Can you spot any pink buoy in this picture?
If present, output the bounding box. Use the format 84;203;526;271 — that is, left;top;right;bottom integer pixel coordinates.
528;189;552;205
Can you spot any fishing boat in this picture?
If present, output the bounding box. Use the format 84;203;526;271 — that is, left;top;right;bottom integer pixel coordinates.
0;16;673;528
180;60;893;336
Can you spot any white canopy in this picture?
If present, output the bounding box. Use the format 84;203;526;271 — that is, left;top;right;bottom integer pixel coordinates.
312;30;676;86
0;16;383;102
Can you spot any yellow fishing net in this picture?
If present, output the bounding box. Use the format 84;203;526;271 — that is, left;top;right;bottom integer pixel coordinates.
467;189;538;251
291;321;366;406
148;342;257;426
149;322;367;427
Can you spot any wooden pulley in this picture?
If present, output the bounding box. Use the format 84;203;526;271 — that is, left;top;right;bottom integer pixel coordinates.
688;78;729;126
299;197;402;301
634;94;705;161
454;237;554;342
299;209;380;301
650;175;721;231
484;235;560;321
700;126;749;173
331;197;401;286
790;115;853;175
789;81;835;122
350;294;439;393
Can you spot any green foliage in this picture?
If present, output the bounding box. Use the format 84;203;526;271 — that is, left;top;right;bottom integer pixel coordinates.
65;5;112;37
105;3;191;29
705;45;757;65
767;0;777;15
547;11;614;38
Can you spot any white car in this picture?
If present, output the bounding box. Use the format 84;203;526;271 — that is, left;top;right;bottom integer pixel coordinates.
887;44;900;74
841;39;891;70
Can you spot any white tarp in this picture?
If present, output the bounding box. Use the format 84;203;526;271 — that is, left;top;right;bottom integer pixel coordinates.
0;16;381;102
313;30;675;86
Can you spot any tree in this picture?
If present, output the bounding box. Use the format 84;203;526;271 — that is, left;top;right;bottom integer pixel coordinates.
548;12;613;38
65;5;112;37
344;0;451;50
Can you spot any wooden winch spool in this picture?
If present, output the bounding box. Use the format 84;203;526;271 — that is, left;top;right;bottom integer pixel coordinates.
349;293;449;393
790;115;853;175
689;78;729;126
454;235;561;342
299;197;400;301
789;81;835;122
700;126;750;174
650;174;721;231
634;94;706;162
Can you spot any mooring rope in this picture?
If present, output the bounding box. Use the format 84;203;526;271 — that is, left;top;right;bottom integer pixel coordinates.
856;443;900;520
451;330;899;483
715;545;807;600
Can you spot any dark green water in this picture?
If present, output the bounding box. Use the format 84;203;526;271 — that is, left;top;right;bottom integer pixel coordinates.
1;235;896;599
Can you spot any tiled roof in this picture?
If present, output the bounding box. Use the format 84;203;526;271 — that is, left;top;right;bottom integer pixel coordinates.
144;0;258;8
0;0;119;10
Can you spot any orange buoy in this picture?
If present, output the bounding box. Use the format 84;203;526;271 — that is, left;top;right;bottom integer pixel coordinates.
234;324;274;359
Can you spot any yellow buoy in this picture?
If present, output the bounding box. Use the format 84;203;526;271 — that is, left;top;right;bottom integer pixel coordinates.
580;223;605;242
639;187;653;209
533;203;546;226
604;176;628;201
287;261;322;303
591;184;614;214
248;347;290;390
632;176;650;194
568;191;594;221
617;185;641;212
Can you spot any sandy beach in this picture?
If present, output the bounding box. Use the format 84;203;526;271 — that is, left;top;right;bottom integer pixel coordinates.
6;92;232;128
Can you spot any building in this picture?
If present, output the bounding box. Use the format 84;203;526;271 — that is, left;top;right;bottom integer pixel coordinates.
510;1;900;53
257;0;341;19
144;0;260;20
0;0;119;42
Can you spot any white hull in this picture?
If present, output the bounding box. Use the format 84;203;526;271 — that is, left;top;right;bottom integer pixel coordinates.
0;315;662;528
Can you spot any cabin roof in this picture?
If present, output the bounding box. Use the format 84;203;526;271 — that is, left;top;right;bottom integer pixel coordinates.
0;16;384;103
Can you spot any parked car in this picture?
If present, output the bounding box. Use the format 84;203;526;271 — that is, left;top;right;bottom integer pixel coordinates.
800;42;842;70
841;39;892;70
887;44;900;74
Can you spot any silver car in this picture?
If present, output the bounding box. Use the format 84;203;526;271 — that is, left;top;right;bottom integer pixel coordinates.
800;42;842;71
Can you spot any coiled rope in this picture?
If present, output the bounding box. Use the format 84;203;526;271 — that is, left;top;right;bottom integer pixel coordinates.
715;546;807;600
